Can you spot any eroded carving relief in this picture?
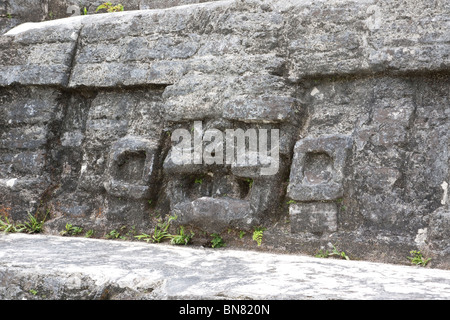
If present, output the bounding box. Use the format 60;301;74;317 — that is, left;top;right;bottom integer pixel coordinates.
1;0;449;267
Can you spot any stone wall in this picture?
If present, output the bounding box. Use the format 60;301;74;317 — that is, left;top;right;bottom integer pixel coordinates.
0;0;449;268
0;0;218;34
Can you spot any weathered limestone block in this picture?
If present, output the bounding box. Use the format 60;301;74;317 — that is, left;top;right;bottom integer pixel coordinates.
1;0;219;35
163;118;292;230
287;135;352;202
45;89;165;225
0;0;449;267
289;202;338;235
295;75;449;238
104;136;159;200
0;0;48;35
0;18;81;86
286;0;450;78
0;87;62;220
173;197;253;233
427;205;450;253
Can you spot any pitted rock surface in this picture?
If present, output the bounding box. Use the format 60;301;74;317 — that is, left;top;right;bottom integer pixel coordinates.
1;234;450;300
0;0;449;269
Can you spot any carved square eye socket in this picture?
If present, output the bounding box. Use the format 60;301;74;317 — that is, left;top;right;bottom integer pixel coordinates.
302;152;333;185
116;150;147;183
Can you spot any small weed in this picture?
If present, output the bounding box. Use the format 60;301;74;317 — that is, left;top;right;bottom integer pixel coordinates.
0;216;23;233
408;250;431;267
105;229;121;239
21;210;49;234
60;223;83;236
252;226;266;246
239;230;246;239
152;215;177;243
135;233;153;243
286;200;296;205
330;244;350;260
83;7;88;15
96;2;124;13
1;210;49;234
315;249;330;258
125;225;136;238
194;178;203;184
211;233;225;248
245;178;254;188
7;13;12;19
316;245;349;260
85;230;94;238
171;226;194;245
29;289;38;296
136;215;177;243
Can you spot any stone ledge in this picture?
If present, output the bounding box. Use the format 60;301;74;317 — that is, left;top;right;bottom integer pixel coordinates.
2;0;449;88
1;233;449;300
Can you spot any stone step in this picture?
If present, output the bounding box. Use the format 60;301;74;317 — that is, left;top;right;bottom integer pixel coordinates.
1;233;449;300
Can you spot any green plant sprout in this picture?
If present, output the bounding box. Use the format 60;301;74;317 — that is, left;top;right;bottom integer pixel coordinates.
125;225;136;238
171;226;194;245
105;229;121;239
316;244;350;260
315;249;330;258
152;215;177;243
22;210;49;234
408;250;431;267
135;215;177;243
60;223;83;236
252;226;266;246
0;210;49;234
85;229;94;238
135;232;153;243
210;233;226;248
330;244;350;260
0;216;24;233
95;2;124;13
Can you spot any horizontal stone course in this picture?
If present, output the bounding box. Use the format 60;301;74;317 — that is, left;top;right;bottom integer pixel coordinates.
1;0;448;88
1;233;450;300
0;0;449;270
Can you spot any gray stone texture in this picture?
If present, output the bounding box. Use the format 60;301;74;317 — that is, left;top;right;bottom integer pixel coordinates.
287;134;352;201
0;0;449;269
1;233;450;300
0;1;221;35
289;202;338;235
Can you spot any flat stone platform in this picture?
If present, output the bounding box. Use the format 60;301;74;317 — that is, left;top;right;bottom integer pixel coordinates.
1;233;449;300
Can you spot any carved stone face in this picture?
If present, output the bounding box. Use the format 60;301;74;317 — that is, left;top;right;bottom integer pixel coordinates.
287;134;353;235
104;136;159;200
163;119;295;233
155;71;305;233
